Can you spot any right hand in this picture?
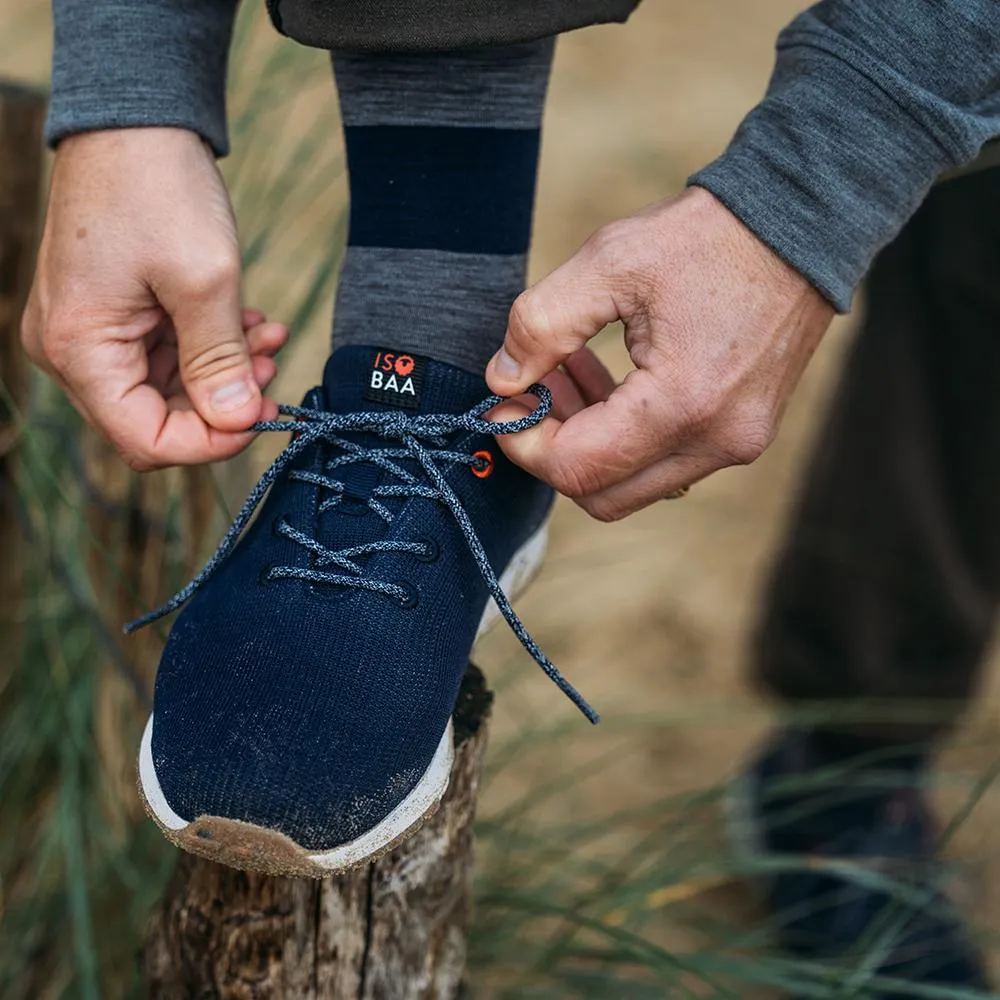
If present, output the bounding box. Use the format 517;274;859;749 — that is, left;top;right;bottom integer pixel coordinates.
486;188;833;521
21;127;287;470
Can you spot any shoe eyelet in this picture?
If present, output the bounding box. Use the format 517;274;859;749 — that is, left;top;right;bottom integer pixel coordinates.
414;537;439;563
395;581;419;609
471;449;494;479
258;565;274;586
272;515;289;538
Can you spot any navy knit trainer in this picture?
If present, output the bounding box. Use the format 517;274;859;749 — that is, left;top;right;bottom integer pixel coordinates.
128;346;596;876
729;730;989;995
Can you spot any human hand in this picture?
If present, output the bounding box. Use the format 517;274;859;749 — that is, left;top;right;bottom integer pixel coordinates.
21;128;287;471
485;187;834;521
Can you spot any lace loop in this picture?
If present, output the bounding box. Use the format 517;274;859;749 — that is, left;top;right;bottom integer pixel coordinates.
124;384;600;724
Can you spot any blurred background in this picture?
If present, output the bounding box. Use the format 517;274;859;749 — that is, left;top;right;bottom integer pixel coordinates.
3;1;1000;997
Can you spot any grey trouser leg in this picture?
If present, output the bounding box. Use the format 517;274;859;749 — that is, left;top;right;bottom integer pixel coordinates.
267;0;642;51
754;167;1000;744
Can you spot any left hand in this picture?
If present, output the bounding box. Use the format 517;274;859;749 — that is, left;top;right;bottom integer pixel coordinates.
485;187;835;522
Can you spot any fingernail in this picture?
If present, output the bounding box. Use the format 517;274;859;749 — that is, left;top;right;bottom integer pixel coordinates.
210;379;255;412
492;347;522;382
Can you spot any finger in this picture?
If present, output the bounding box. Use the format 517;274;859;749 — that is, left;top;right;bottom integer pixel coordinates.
540;369;587;422
101;381;261;469
251;355;278;390
245;320;288;358
163;262;263;432
259;395;279;421
153;323;285;397
147;338;180;391
46;366;100;431
563;347;617;406
55;323;257;467
537;347;618;421
163;383;278;419
574;452;714;522
154;312;284;354
241;308;266;330
495;369;680;497
486;242;621;396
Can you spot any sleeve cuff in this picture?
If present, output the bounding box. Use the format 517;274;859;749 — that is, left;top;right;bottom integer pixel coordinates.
689;21;981;312
46;0;238;157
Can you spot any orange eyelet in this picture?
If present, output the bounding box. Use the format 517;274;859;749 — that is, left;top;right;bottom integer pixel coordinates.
471;449;494;479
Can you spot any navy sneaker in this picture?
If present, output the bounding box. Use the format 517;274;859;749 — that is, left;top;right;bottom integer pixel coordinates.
730;730;989;996
129;346;597;877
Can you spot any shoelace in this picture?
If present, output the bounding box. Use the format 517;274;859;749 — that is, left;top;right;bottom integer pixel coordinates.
125;384;599;724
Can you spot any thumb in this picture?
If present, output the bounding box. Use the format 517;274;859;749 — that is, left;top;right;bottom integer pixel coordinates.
486;239;621;396
170;266;263;431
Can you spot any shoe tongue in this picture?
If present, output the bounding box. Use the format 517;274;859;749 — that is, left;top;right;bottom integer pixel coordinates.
321;345;489;417
309;345;491;529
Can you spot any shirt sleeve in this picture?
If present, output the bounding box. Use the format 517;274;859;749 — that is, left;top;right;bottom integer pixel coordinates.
689;0;1000;312
46;0;240;157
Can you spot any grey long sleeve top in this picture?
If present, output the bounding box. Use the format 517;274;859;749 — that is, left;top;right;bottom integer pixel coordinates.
46;0;1000;312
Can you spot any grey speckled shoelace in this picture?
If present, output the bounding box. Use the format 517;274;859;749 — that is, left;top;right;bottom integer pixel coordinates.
125;385;599;724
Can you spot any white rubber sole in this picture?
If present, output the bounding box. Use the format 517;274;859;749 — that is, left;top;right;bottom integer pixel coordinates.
137;522;549;876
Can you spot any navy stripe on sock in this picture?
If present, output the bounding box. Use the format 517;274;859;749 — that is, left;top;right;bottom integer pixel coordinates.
344;125;541;255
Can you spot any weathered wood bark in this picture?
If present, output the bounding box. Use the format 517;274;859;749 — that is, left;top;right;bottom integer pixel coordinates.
143;665;492;999
0;82;45;639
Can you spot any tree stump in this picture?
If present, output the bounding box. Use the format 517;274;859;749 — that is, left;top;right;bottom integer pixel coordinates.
0;81;45;640
143;664;492;999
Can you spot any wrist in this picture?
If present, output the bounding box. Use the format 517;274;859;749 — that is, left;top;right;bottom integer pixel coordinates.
667;186;823;302
56;127;207;155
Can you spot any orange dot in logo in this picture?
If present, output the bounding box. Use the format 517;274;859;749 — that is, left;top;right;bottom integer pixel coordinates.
394;355;415;376
471;450;494;479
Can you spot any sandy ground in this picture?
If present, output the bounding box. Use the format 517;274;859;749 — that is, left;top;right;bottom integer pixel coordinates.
5;0;1000;982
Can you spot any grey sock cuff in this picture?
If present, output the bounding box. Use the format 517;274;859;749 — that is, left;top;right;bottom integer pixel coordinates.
334;248;526;376
46;0;238;156
332;38;555;129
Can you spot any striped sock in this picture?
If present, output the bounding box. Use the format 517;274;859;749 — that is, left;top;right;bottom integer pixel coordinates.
330;40;554;375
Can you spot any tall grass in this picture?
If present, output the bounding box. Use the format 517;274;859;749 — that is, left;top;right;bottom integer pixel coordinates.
2;3;999;998
0;7;343;996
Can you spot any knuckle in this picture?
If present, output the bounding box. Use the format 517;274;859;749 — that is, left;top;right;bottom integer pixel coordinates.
508;290;556;352
584;221;629;269
19;301;37;348
118;444;157;473
714;422;772;467
546;466;579;497
19;317;41;362
584;222;653;299
124;454;155;474
37;318;76;371
508;290;587;361
580;495;626;523
103;426;156;473
671;385;717;434
183;252;240;302
183;340;247;381
549;459;603;500
719;402;777;466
